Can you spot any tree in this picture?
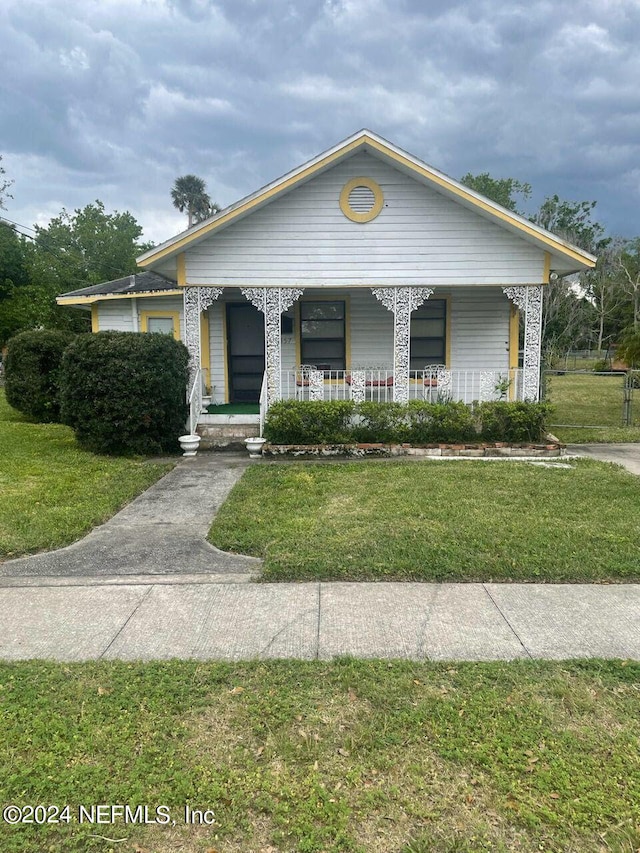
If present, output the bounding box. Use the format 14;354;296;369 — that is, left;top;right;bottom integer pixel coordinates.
617;327;640;368
1;201;149;344
460;172;531;214
616;238;640;331
0;222;31;345
171;174;219;228
0;154;13;210
532;195;608;255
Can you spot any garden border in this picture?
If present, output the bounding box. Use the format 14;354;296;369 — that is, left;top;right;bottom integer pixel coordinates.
263;441;565;458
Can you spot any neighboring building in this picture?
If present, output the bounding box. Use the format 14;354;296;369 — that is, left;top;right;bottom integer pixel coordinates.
58;129;596;433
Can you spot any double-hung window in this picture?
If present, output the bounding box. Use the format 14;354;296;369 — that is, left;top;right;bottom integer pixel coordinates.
300;301;346;371
410;299;446;370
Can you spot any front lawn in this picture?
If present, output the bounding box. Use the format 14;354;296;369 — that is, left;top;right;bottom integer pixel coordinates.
0;659;638;853
547;372;640;443
0;392;173;560
209;460;640;582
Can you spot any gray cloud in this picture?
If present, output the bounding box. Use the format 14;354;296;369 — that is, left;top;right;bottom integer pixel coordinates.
1;0;639;244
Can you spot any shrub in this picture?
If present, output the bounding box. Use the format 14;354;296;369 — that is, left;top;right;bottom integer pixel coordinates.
264;399;355;444
351;402;407;443
406;400;476;443
59;331;189;455
476;401;551;443
616;328;640;369
264;399;552;445
4;329;77;422
592;359;610;372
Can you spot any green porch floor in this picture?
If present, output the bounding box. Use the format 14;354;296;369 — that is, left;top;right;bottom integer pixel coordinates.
206;403;260;415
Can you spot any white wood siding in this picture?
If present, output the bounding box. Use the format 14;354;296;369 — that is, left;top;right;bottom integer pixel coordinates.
97;297;184;338
96;301;135;332
450;288;509;371
186;152;545;288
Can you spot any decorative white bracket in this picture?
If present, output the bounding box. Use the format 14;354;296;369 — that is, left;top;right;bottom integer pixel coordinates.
502;286;543;401
184;286;222;384
371;286;433;403
241;287;304;407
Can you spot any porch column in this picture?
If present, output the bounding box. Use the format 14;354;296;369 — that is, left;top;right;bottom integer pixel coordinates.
241;287;304;407
184;286;223;385
371;286;433;402
502;286;543;401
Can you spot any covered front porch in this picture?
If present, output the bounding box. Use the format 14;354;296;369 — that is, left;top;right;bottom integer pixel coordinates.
183;283;542;436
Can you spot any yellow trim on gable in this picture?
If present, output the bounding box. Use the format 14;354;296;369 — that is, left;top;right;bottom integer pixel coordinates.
91;305;99;332
57;290;182;306
543;252;551;284
139;135;596;271
140;310;181;340
177;253;186;287
339;176;384;223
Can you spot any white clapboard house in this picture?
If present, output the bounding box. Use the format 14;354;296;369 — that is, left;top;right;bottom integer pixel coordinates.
58;130;596;440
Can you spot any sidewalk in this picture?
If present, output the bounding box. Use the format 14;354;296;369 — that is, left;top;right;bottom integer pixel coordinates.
0;577;638;661
1;446;639;663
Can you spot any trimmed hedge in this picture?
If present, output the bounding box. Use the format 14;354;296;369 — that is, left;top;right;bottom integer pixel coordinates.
59;331;189;455
264;399;552;445
4;329;77;422
263;400;354;444
475;401;552;443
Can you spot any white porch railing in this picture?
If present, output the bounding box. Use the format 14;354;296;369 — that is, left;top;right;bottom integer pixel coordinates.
277;367;523;405
187;368;203;435
259;372;268;438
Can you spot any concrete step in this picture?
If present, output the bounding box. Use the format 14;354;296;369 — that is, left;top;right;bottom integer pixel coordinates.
197;415;261;449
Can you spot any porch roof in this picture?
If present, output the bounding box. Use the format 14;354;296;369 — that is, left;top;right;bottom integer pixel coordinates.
137;129;597;277
57;272;181;305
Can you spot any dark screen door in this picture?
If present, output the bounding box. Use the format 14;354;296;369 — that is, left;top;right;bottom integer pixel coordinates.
226;303;265;402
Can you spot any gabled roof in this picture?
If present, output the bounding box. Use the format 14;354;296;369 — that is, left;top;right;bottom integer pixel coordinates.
138;129;597;275
57;271;180;305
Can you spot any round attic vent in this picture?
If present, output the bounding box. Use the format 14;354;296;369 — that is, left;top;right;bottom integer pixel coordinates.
339;177;384;223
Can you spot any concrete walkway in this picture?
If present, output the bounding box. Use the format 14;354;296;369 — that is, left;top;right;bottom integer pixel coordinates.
0;452;261;580
0;446;639;663
567;442;640;475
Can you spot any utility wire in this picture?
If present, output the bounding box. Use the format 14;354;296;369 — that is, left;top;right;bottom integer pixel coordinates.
0;214;145;287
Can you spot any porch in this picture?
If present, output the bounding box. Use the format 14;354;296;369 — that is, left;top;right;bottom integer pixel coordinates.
183;283;541;438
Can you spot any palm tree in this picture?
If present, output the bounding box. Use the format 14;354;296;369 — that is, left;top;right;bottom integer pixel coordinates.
170;175;220;228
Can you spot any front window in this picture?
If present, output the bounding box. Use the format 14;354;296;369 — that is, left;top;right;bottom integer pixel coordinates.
300;301;346;371
146;316;176;335
410;299;446;371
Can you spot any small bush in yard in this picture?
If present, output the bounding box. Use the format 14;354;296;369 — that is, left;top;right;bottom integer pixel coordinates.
59;331;189;455
4;329;77;422
406;400;476;443
352;401;407;443
476;401;551;443
264;399;354;444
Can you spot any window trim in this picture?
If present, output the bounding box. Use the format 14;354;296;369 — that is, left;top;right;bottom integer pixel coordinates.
296;296;350;372
409;298;449;371
140;310;181;340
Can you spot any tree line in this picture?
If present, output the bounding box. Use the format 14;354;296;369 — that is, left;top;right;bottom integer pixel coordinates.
1;157;639;365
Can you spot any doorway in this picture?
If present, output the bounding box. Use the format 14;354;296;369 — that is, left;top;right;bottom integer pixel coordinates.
226;303;265;403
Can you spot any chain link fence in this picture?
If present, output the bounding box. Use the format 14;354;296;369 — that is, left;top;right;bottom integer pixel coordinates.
543;370;639;431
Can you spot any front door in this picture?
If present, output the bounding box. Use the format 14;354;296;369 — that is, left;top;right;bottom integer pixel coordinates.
226;303;265;402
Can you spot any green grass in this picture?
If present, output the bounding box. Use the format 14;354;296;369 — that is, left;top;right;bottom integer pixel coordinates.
0;392;173;560
0;659;638;853
546;373;640;443
209;460;640;582
206;402;260;414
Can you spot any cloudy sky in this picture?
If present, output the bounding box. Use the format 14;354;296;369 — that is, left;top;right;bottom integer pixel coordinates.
1;0;639;246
